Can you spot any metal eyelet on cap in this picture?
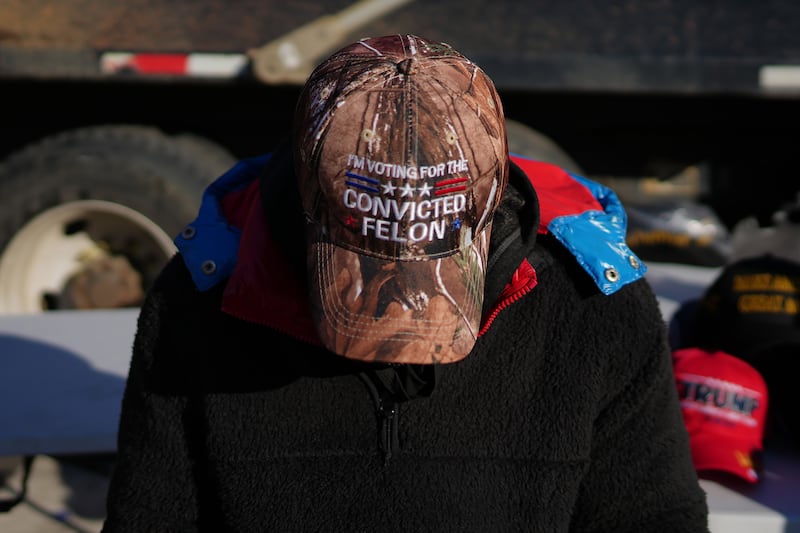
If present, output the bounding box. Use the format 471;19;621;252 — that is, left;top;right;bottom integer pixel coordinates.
181;225;196;239
604;267;620;283
201;260;217;275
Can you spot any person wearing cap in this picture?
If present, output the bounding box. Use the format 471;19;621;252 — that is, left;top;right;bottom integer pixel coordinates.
102;35;709;532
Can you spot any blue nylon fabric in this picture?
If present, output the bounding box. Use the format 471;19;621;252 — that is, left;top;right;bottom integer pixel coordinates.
546;172;646;295
174;155;271;291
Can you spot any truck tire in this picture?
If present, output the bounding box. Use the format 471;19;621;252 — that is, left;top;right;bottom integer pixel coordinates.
505;119;583;175
0;125;236;313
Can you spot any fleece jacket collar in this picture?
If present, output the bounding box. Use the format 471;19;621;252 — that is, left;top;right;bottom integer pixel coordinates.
175;153;646;345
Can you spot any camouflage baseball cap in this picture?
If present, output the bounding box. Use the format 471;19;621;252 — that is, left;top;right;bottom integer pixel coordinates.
293;35;508;364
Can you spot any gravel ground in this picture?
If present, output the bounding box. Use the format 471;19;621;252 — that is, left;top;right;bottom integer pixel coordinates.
0;454;112;533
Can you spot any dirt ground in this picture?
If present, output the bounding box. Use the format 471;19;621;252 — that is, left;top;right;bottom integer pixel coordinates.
0;454;111;533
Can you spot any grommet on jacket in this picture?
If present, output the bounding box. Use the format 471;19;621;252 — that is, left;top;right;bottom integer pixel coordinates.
604;267;620;283
181;226;197;240
201;260;217;275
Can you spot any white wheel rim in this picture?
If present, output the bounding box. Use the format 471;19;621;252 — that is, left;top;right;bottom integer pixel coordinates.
0;200;176;314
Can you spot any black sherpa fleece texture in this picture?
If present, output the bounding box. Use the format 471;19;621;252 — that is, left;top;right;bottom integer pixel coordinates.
102;169;709;533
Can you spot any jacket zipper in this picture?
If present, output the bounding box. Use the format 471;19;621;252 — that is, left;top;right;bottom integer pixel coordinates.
379;395;399;466
359;371;400;466
479;258;538;336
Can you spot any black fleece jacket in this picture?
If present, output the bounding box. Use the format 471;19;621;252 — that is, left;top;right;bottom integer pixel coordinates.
102;155;709;532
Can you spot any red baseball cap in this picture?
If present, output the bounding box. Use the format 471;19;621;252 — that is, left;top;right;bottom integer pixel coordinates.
673;347;768;483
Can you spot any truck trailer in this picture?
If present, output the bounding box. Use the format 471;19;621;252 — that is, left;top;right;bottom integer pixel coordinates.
1;0;799;314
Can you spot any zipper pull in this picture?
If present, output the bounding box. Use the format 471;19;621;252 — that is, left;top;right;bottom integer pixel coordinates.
380;398;399;466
